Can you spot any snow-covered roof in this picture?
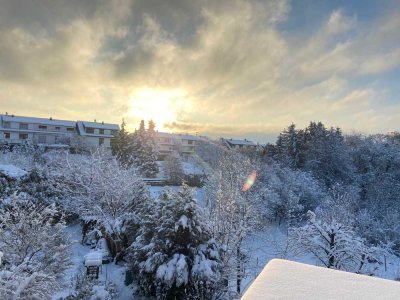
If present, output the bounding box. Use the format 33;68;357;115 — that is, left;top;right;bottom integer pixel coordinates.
0;164;28;179
1;114;76;127
84;251;103;267
242;259;400;300
78;121;119;130
223;138;256;146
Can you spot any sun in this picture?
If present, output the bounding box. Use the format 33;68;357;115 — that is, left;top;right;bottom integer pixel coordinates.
128;88;188;131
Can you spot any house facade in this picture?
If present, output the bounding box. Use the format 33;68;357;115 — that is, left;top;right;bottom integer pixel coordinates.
155;132;200;158
0;114;119;148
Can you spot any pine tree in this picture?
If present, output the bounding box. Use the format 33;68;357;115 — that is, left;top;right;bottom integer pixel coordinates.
111;119;133;166
129;184;222;299
131;120;159;178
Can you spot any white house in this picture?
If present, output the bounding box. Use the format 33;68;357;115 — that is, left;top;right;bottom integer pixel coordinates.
0;114;119;148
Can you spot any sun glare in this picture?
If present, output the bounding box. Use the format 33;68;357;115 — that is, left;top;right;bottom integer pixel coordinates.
128;88;188;131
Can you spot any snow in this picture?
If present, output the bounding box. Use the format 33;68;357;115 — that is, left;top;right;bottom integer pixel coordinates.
241;259;400;300
182;162;205;175
52;224;133;300
84;251;103;267
0;164;27;179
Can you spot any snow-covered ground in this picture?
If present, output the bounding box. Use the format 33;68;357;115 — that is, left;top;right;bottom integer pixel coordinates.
242;259;400;300
0;164;27;179
53;223;133;300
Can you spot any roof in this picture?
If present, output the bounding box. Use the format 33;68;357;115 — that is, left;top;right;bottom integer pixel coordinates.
242;259;400;300
224;138;256;146
1;115;76;127
79;121;119;130
156;132;199;141
156;132;174;138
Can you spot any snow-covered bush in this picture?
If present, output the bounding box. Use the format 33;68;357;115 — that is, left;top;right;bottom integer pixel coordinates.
0;194;71;299
129;184;223;299
291;211;381;274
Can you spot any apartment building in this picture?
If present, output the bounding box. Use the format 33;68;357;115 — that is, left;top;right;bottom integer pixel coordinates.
0;114;119;148
155;132;200;158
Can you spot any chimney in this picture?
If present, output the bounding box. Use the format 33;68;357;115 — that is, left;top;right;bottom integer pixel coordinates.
94;119;97;123
5;112;8;115
11;114;14;117
50;117;53;120
102;121;104;125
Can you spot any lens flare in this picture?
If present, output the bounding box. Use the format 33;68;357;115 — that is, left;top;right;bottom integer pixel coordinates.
242;170;257;192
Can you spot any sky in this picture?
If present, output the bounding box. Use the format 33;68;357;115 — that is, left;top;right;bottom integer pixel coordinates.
0;0;399;143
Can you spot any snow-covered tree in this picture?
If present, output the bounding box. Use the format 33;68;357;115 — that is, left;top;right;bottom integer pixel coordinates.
129;184;223;299
44;149;150;258
0;194;71;299
111;119;132;166
291;211;381;274
130;120;159;178
253;162;324;224
164;152;185;185
205;152;259;295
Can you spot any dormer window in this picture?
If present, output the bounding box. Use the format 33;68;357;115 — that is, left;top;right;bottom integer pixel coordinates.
19;123;28;130
99;129;104;134
39;125;47;130
67;127;75;132
3;121;10;128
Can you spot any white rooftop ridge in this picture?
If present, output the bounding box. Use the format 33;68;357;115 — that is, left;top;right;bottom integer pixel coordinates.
1;115;76;127
241;259;400;300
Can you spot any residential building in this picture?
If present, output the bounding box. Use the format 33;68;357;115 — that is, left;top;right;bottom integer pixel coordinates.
222;138;257;151
76;121;119;148
0;114;119;148
155;132;200;158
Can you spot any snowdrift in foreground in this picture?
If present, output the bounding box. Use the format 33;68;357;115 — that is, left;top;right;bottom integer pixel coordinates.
241;259;400;300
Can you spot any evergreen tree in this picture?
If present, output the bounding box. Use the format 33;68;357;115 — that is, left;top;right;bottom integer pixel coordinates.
131;120;159;178
130;184;222;299
111;120;133;166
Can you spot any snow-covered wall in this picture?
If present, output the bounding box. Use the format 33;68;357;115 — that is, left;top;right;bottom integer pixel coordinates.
241;259;400;300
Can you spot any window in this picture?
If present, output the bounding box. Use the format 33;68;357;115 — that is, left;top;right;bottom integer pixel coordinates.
19;133;28;140
188;140;193;145
38;125;47;130
99;138;104;145
3;121;10;128
4;132;10;139
86;127;94;134
38;135;46;144
67;127;75;132
99;129;104;134
19;123;28;130
55;126;60;130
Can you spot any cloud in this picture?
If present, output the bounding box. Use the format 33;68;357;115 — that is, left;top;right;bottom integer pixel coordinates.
0;0;399;142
